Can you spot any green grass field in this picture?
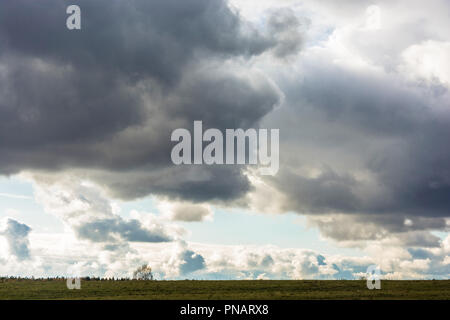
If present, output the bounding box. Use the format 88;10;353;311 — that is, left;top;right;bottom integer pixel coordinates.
0;279;449;300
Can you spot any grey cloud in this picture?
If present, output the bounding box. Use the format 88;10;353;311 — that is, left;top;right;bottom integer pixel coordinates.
395;231;441;248
180;250;206;275
261;254;274;267
307;215;386;242
164;66;281;130
331;260;373;280
408;248;438;260
163;241;207;277
273;168;360;214
75;217;171;243
0;0;287;202
163;202;212;222
297;258;320;277
102;243;131;252
0;55;146;150
92;165;251;202
307;213;445;248
317;255;326;266
262;57;450;238
0;218;32;260
267;8;305;58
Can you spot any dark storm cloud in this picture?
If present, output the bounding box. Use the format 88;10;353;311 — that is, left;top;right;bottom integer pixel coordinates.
82;161;251;202
164;67;281;130
0;0;271;82
0;54;146;149
0;0;289;201
264;58;450;234
274;168;360;214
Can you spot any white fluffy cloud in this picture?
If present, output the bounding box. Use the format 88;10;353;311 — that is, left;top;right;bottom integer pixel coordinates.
6;232;450;279
31;174;178;246
401;40;450;85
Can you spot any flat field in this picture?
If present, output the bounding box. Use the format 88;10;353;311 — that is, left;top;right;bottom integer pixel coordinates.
0;279;448;300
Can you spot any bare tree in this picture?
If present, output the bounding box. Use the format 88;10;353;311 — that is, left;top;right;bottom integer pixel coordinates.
133;264;154;280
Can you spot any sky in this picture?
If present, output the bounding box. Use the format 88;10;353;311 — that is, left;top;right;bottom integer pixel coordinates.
0;0;449;280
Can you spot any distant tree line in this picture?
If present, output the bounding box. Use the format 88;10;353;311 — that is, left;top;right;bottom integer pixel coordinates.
0;264;155;281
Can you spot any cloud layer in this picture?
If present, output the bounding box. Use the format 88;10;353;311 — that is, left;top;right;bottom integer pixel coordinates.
0;0;449;279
